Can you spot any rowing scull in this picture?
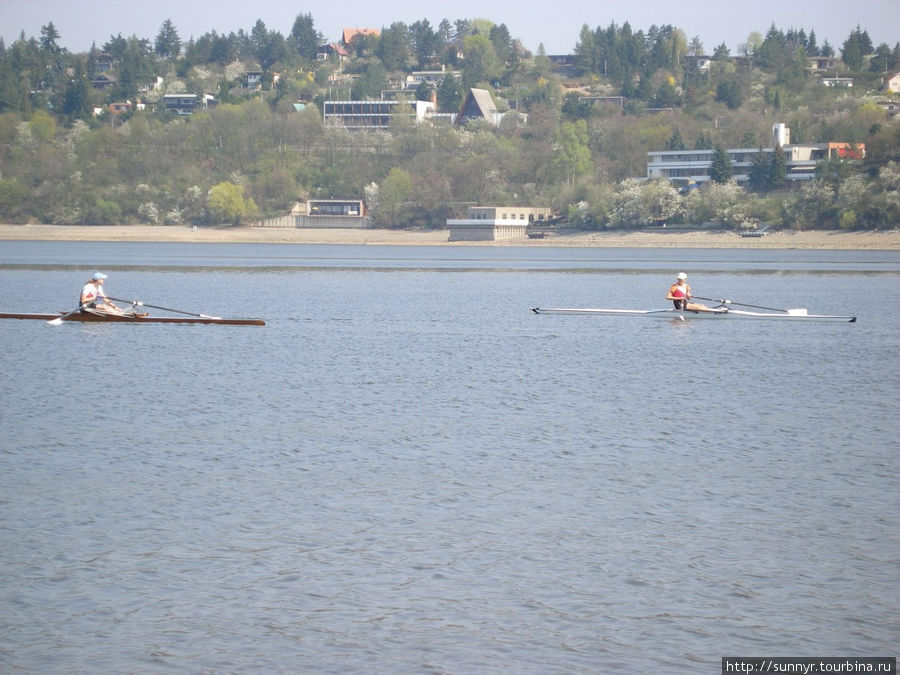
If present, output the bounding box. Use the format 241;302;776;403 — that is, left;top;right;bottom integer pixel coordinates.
0;311;265;325
531;307;857;322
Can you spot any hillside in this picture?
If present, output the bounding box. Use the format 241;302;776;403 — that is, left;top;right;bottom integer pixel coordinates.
0;17;897;229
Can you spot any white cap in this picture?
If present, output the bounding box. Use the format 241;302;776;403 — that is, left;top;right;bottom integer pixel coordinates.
677;272;687;280
92;272;107;281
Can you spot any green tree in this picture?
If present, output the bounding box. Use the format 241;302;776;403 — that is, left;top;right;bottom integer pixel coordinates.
461;33;500;87
436;72;463;112
154;19;181;59
0;178;27;221
409;20;440;68
378;22;411;71
841;27;871;71
489;23;512;64
783;180;836;229
62;62;91;122
39;22;61;55
768;143;786;189
291;13;320;62
251;20;287;71
573;24;597;75
29;110;56;142
653;80;680;107
561;92;591;120
709;143;732;183
116;36;157;100
716;78;743;109
740;31;763;69
695;131;714;150
665;128;685;150
748;148;770;191
374;167;413;227
609;178;679;228
712;42;730;59
414;79;434;102
208;182;250;224
867;43;889;74
551;120;593;184
350;63;387;100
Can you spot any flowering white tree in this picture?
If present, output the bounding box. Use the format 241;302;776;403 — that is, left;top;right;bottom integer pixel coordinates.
609;179;680;228
783;181;836;229
681;180;744;226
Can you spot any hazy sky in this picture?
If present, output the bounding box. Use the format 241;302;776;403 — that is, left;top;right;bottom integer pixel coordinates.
1;0;897;56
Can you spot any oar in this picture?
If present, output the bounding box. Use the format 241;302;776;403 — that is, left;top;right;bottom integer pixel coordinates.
692;295;807;315
108;297;222;320
47;305;84;325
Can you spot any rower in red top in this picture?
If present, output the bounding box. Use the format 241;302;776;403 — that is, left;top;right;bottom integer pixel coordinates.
666;272;692;310
666;272;712;312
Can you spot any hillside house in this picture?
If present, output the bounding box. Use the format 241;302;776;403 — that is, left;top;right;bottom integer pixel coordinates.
886;72;900;94
684;55;712;72
821;77;853;87
94;53;114;73
109;101;132;115
90;74;116;91
317;43;349;63
809;56;839;72
547;54;574;73
455;88;526;127
163;94;216;115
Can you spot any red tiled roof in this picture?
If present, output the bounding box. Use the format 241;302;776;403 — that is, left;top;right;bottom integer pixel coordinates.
342;28;380;45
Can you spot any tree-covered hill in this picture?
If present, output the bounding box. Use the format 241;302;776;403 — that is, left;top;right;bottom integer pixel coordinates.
0;16;898;229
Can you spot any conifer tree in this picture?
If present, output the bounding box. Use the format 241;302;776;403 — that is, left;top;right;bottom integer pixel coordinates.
695;131;714;150
291;13;320;62
155;19;181;59
748;148;770;191
768;143;786;189
709;143;732;183
666;128;685;151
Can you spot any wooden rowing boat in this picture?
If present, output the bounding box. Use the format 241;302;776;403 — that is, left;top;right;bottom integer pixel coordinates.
531;307;857;322
0;311;265;325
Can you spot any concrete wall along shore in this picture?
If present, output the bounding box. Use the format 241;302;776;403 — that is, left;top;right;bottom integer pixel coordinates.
446;220;529;241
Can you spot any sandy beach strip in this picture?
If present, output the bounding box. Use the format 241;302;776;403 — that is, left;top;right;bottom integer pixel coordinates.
1;224;898;250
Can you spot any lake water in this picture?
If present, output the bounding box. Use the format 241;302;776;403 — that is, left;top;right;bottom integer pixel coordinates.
1;242;898;672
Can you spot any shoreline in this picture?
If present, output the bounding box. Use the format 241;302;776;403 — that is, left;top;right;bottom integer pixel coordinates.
1;224;899;250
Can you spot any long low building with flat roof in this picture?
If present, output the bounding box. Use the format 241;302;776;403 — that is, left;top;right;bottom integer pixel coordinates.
323;99;435;129
646;124;864;186
447;206;552;241
251;199;369;229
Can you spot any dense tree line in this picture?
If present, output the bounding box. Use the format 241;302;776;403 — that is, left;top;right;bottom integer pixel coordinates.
0;14;898;229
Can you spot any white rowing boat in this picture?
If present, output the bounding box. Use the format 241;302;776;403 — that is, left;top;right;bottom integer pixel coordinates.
531;307;857;322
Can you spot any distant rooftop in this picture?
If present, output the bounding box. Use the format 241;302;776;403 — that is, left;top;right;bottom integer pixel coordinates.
342;28;380;45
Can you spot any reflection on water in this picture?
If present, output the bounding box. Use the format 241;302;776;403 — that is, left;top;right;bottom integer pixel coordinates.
2;240;900;272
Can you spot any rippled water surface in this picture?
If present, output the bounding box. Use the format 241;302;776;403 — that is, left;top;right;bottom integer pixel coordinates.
1;242;898;672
